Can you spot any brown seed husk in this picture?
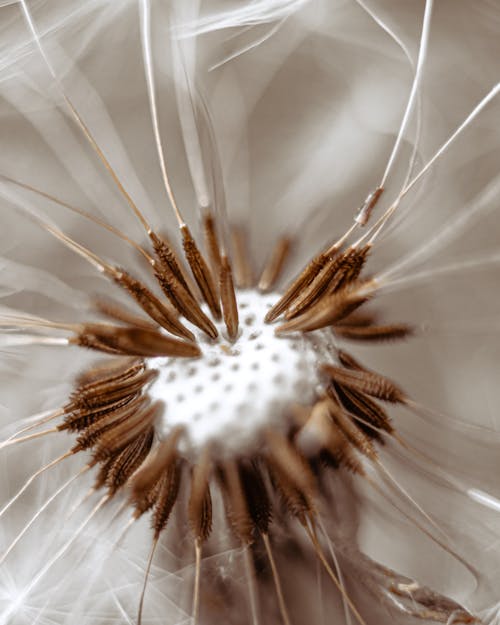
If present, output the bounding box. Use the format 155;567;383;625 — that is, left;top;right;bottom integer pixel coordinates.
181;224;221;320
220;255;239;340
258;236;293;293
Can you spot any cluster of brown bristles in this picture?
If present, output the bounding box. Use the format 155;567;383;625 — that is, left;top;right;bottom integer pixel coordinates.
2;204;477;625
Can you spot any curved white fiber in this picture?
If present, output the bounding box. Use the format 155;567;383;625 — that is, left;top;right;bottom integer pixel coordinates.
0;468;87;565
354;0;422;189
175;0;309;38
368;83;500;244
170;0;212;210
378;0;433;189
0;494;108;623
378;174;500;280
139;0;183;225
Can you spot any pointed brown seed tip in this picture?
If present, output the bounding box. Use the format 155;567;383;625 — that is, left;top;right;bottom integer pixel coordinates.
336;349;366;371
76;325;201;358
333;323;413;342
152;459;182;538
68;367;156;415
110;267;195;341
265;457;313;522
230;225;254;289
219;459;255;544
73;395;149;452
132;473;164;519
106;427;155;495
334;384;393;436
73;358;144;391
181;224;222;320
188;447;213;542
328;244;371;293
321;364;406;403
239;460;272;534
275;285;370;335
149;230;190;292
355;186;384;226
94;425;154;493
203;213;222;276
258;235;293;293
325;396;377;460
284;250;345;320
220;255;239;341
265;429;316;500
93;401;161;461
130;426;183;497
265;250;329;323
61;395;139;433
152;262;218;339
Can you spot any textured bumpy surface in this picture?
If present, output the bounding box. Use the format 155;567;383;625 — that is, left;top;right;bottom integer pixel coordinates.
150;290;325;456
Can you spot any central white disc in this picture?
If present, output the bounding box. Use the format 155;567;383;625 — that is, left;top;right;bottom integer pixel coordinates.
149;290;331;457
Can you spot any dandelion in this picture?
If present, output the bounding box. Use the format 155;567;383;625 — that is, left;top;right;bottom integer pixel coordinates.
0;1;500;624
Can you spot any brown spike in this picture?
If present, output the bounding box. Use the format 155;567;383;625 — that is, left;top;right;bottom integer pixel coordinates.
73;358;144;394
94;446;127;492
258;236;293;293
73;325;201;358
326;397;377;460
73;396;149;452
188;447;213;543
92;401;161;462
152;263;218;339
330;244;370;291
181;224;221;320
230;225;254;289
275;284;371;335
219;255;239;341
219;459;254;544
239;460;272;534
130;427;183;497
203;213;222;277
265;430;316;497
93;296;159;331
149;230;191;292
285;245;371;320
152;458;182;538
69;368;156;413
333;323;413;343
284;249;346;319
265;250;329;323
109;268;194;340
61;395;140;433
107;427;155;495
334;384;393;436
265;430;316;521
132;475;164;519
336;350;366;372
322;364;406;404
266;460;312;523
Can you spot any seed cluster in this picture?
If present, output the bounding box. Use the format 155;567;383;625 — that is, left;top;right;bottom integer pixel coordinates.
1;210;476;625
